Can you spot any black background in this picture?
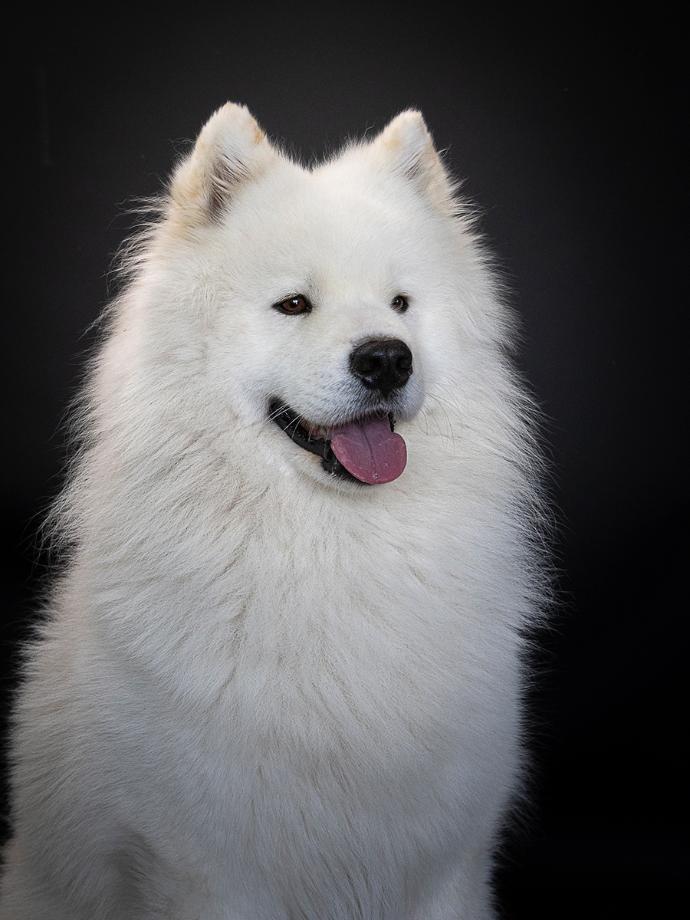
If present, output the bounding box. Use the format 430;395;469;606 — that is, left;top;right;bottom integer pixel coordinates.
2;8;687;919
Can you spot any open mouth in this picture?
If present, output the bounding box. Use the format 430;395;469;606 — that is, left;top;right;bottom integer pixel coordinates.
269;400;407;485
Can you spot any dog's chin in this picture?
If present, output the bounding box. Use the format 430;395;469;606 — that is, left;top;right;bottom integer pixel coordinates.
268;398;411;488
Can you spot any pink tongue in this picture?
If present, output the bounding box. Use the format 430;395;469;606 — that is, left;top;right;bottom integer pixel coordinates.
329;416;407;484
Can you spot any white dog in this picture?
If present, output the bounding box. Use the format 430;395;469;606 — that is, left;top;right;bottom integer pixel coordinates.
0;104;547;919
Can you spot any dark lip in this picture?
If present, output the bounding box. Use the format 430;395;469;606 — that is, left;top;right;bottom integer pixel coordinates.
268;399;395;483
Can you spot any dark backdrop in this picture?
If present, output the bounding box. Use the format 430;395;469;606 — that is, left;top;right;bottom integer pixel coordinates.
2;8;686;919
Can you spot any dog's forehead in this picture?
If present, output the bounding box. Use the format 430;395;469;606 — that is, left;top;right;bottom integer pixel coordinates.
270;171;402;231
210;158;455;301
258;172;416;255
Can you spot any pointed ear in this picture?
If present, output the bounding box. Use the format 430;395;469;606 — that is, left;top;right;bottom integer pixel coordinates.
369;110;459;216
169;103;276;226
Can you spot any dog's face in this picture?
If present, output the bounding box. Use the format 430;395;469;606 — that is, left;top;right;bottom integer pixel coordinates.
162;105;476;489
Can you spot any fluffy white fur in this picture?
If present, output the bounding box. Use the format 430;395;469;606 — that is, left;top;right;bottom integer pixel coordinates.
0;104;548;919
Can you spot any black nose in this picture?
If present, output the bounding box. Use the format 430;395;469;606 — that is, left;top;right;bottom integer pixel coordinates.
349;338;413;395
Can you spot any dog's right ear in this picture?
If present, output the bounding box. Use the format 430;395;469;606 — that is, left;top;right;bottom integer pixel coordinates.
169;103;275;226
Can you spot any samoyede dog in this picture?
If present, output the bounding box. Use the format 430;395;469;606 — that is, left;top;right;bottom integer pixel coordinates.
0;104;548;919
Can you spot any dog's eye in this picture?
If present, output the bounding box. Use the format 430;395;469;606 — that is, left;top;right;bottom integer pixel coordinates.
391;294;409;313
273;294;312;316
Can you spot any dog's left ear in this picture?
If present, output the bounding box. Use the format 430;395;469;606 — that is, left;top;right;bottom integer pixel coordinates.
169;103;276;226
369;110;458;217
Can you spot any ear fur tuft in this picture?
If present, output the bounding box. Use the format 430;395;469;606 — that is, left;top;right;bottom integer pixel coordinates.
170;103;275;226
370;110;459;216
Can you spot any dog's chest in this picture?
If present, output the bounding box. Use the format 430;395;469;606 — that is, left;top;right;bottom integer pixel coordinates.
181;502;510;771
103;492;521;915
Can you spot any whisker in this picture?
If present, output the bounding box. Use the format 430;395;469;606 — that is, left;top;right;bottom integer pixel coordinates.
287;414;306;441
424;393;460;446
266;402;291;424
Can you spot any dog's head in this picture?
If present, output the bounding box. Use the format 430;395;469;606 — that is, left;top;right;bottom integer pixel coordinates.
148;104;496;490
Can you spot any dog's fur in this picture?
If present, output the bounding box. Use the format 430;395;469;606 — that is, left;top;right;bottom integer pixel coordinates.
0;104;548;919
